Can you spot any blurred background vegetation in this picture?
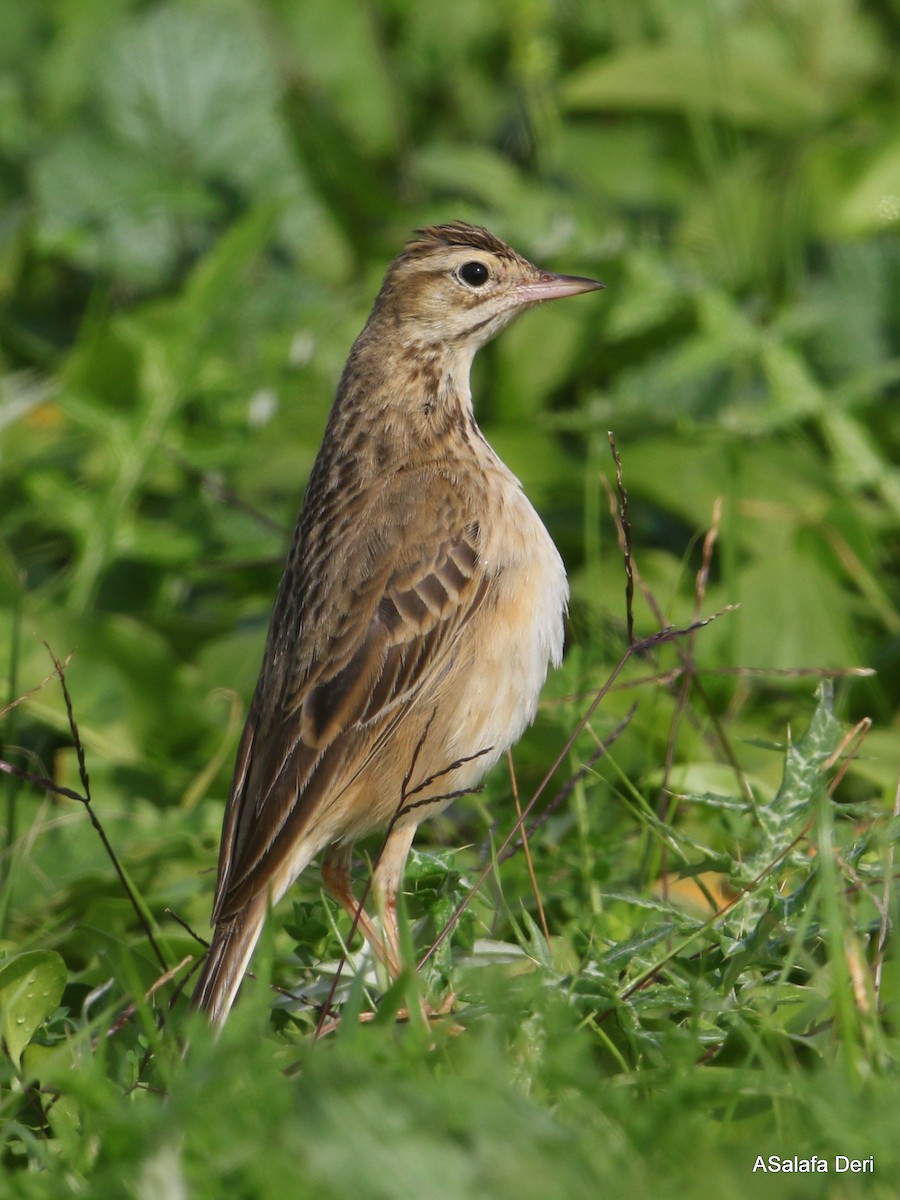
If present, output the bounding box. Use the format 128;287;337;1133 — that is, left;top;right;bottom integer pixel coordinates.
1;0;899;1196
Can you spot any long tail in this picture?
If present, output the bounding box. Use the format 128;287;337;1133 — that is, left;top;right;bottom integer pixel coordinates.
190;895;268;1026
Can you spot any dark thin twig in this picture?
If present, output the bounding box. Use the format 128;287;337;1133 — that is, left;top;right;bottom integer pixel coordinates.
400;708;437;799
555;664;873;706
419;611;733;969
44;644;91;802
601;475;756;811
607;432;635;646
271;982;341;1023
658;498;723;894
103;956;194;1042
499;705;636;862
1;648;170;975
0;758;84;804
824;718;872;792
507;749;549;943
401;745;494;804
399;783;485;817
45;646;168;972
165;908;208;949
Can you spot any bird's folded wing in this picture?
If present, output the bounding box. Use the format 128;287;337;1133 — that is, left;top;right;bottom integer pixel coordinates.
211;511;490;921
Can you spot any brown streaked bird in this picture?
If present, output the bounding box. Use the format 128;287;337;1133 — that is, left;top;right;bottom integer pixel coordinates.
192;221;602;1024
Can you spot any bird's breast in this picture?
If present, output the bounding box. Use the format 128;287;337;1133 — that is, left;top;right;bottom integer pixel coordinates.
443;468;568;768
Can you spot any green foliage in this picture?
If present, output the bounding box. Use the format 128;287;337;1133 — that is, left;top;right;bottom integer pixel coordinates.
0;951;66;1070
1;0;899;1195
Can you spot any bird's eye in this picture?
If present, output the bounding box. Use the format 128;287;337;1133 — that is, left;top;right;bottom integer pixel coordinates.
458;261;490;287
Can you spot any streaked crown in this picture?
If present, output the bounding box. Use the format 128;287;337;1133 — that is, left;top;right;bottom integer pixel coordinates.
371;221;602;350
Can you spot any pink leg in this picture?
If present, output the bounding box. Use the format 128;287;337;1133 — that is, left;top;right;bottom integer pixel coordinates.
322;843;403;976
371;824;417;976
322;830;457;1031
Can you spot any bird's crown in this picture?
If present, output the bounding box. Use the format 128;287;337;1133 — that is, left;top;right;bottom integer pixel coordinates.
401;222;529;265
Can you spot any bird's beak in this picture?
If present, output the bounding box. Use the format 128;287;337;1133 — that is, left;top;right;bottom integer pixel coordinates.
514;272;605;306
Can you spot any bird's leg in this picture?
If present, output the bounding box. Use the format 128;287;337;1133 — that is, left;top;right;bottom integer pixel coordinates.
323;829;458;1032
371;823;417;978
321;843;401;976
373;823;461;1030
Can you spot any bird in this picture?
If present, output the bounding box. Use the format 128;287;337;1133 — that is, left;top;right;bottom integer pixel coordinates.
191;221;602;1024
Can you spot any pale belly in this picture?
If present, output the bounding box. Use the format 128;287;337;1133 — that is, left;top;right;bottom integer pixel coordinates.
362;481;568;835
446;511;566;765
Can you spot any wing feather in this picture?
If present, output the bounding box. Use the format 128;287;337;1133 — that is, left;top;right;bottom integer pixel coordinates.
211;499;489;922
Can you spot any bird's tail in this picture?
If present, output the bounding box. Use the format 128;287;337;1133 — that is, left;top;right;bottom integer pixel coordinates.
190;895;268;1026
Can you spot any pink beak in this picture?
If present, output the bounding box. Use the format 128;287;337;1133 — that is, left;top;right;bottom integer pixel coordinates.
515;271;605;305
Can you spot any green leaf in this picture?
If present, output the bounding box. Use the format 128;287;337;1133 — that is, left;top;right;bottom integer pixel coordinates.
744;683;842;870
272;0;401;158
0;950;67;1070
820;408;900;519
415;143;529;210
832;135;900;236
22;1043;82;1145
561;39;824;131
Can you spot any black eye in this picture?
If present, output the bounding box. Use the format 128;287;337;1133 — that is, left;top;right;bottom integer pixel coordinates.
459;261;489;287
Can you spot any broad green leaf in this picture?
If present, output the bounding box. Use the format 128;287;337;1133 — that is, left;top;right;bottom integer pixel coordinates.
34;131;205;285
100;5;283;182
33;3;347;288
0;950;67;1070
733;549;862;670
561;40;824;131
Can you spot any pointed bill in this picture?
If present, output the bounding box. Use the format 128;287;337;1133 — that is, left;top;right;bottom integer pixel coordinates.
514;272;605;305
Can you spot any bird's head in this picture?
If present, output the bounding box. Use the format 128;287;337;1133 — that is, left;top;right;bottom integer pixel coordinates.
372;221;603;352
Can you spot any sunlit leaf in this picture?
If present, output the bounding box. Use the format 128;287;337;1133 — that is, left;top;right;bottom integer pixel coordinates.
0;951;67;1071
